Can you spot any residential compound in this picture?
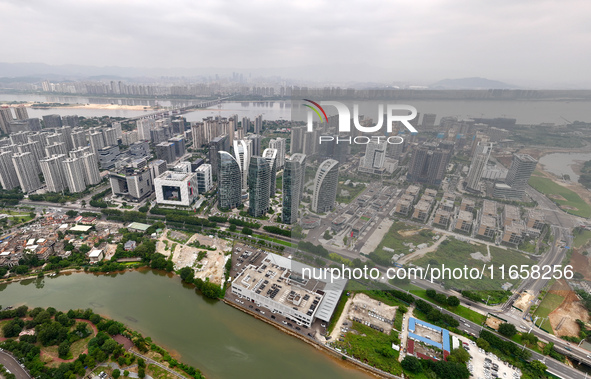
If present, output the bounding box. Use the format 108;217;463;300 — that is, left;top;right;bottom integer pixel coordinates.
231;251;347;328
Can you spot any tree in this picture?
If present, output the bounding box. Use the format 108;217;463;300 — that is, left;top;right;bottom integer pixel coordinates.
401;356;423;373
530;360;547;375
138;368;145;378
543;342;554;355
2;319;23;338
229;224;237;232
66;210;78;217
447;296;460;307
179;267;195;283
58;341;71;359
498;323;517;337
112;369;121;379
447;348;470;364
124;370;129;377
476;338;490;350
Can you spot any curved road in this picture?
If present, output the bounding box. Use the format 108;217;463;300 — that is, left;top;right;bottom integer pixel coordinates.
0;350;31;379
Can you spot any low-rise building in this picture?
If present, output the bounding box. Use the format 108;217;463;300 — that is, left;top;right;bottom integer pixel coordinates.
482;200;497;217
460;198;475;212
88;249;104;263
395;199;412;216
405;185;421;202
433;209;451;228
412;200;431;223
477;215;496;239
231;252;347;328
455;211;473;233
526;210;545;231
502;222;525;246
502;205;521;227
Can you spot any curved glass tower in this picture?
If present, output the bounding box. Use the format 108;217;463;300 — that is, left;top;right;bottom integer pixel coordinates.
218;151;242;209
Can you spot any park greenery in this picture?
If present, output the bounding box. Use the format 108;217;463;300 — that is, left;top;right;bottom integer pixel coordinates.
0;306;204;379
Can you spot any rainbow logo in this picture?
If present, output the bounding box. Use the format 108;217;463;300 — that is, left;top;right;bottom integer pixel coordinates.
303;99;328;124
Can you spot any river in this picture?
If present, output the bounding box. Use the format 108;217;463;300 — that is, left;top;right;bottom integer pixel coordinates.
0;270;370;379
2;93;591;124
538;152;591;182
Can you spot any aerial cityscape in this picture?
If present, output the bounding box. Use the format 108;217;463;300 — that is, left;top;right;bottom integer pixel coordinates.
1;1;591;379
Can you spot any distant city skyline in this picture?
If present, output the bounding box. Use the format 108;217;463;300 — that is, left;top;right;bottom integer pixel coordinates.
0;1;589;87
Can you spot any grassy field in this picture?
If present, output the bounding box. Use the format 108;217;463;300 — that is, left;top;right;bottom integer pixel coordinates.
369;222;436;266
413;238;533;292
528;176;591;218
336;182;366;204
574;229;591;248
532;293;565;333
327;293;349;334
334;321;403;376
409;288;487;324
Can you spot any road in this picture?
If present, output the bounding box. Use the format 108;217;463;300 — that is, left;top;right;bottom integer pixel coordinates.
0;350;31;379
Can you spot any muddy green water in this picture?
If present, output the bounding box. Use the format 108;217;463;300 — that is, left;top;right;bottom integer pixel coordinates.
0;270;371;379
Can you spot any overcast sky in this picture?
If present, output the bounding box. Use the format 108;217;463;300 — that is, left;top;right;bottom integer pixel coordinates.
1;0;589;86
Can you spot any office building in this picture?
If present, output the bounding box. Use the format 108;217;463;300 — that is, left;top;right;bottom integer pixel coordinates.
407;143;452;187
154;171;199;207
42;114;62;129
129;140;150;158
248;156;271;217
218;151;242;209
13;152;42;193
156;141;176;163
493;154;538;200
233;139;251;191
109;166;152;201
98;145;121;169
196;164;213;193
262;148;278;196
40;154;67;192
282;157;302;224
149;159;168;184
312;159;339;213
269;138;286;169
466;142;493;193
0;151;19;190
63;157;87;193
422;113;437;128
358;139;387;174
291;153;307;201
290;126;304;154
209;135;229;178
168;135;186;158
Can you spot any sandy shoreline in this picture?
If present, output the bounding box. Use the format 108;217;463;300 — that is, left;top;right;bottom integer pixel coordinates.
3;102;158;111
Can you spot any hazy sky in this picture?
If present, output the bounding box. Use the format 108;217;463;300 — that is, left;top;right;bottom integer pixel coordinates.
1;0;589;85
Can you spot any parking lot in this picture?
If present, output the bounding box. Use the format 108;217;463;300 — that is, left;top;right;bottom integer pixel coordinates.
456;334;522;379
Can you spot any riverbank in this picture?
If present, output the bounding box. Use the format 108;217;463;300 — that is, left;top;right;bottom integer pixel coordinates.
28;102;156;111
221;298;399;379
0;305;204;379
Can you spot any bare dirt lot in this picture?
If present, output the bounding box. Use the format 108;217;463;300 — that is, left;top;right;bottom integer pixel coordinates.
570;251;591;281
514;291;534;312
485;315;505;331
548;280;590;337
329;293;397;340
156;228;231;285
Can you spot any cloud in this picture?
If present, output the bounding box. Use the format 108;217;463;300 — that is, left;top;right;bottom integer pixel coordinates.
0;0;589;85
